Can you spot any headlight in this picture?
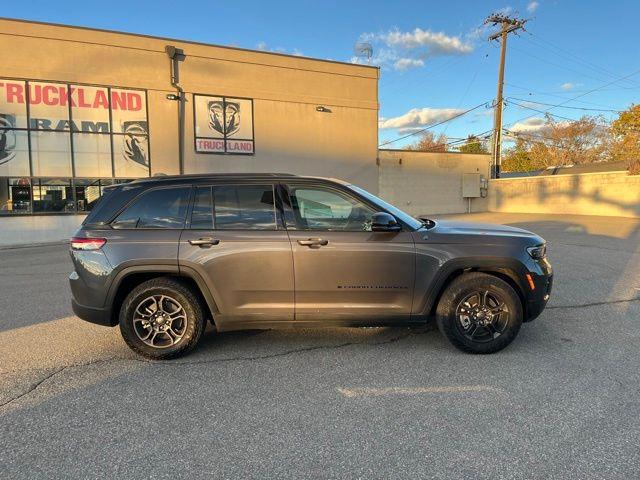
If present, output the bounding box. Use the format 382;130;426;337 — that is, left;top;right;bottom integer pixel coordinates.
526;244;546;260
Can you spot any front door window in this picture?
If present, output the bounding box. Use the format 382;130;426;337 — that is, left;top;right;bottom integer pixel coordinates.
287;186;377;232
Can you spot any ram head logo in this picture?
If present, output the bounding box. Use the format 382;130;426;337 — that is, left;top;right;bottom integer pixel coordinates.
122;121;149;167
0;114;17;166
208;100;240;137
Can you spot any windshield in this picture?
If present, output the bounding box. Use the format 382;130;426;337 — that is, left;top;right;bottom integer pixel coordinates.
347;185;423;230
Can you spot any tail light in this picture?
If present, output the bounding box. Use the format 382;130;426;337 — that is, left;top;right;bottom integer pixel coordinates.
70;237;107;251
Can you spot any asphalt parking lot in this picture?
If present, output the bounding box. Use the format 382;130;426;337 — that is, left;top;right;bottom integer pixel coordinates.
1;212;639;479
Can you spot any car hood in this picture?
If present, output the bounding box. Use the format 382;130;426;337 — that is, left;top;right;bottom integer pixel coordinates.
428;219;543;243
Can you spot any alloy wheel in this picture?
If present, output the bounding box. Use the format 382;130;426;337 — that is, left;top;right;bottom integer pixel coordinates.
455;290;510;343
133;295;188;348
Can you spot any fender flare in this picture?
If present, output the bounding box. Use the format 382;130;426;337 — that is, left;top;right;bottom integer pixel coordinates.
420;257;529;316
105;264;221;326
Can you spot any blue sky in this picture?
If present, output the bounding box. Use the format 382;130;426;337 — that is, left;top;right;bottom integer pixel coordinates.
8;0;640;148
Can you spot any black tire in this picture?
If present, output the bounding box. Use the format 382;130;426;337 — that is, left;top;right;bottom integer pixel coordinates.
436;272;523;354
119;277;206;360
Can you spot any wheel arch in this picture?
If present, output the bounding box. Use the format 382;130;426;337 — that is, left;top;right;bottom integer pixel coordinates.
423;259;528;318
107;265;220;327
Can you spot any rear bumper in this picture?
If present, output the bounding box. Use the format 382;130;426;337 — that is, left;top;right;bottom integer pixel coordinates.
72;298;115;327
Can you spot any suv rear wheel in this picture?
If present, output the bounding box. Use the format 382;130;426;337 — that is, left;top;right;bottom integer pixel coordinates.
436;272;523;354
119;277;206;359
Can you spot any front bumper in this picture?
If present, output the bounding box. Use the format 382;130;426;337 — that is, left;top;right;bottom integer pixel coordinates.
71;298;115;327
524;272;553;322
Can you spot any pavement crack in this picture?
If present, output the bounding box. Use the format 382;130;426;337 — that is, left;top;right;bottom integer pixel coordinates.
0;367;66;408
0;329;427;408
547;297;640;310
133;329;426;366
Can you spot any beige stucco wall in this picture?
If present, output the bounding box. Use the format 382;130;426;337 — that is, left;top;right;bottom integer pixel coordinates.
487;172;640;218
378;150;491;215
0;18;379;191
0;214;85;246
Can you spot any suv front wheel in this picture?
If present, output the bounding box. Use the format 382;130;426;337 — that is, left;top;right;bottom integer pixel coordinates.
436;272;523;354
119;277;206;359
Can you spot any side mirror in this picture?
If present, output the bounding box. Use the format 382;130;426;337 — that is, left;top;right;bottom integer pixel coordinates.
371;212;401;232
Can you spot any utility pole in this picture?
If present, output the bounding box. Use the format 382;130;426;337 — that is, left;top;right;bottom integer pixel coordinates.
486;13;526;178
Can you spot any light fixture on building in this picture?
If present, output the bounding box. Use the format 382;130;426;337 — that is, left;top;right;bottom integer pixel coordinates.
166;93;180;101
316;105;332;113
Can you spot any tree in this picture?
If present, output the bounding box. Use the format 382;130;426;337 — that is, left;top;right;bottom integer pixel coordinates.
502;138;540;172
458;135;489;154
504;114;609;171
407;131;448;152
611;104;640;174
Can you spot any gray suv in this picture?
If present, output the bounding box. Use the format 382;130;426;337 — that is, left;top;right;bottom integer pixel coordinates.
69;174;552;359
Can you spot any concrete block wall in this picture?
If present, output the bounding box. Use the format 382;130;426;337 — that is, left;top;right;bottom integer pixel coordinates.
0;215;85;247
377;149;491;216
487;171;640;218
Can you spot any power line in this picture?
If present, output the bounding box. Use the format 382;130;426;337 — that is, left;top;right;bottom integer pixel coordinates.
378;101;491;147
510;44;615;85
506;97;622;113
504;82;624;109
524;31;640;88
504;66;640;129
503;130;583;151
506;99;607;124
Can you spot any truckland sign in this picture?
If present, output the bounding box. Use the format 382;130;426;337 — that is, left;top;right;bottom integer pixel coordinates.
194;94;254;155
0;79;149;178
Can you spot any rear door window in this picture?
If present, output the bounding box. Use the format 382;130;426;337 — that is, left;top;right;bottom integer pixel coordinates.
112;186;191;229
190;184;276;230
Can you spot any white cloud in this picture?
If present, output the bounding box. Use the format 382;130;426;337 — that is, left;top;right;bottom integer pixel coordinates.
527;1;539;13
394;58;425;70
379;107;466;130
255;41;303;57
382;28;474;55
352;27;474;71
510;117;547;133
561;82;577;91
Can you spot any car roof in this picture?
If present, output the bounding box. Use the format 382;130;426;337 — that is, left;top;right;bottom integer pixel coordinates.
127;173;351;186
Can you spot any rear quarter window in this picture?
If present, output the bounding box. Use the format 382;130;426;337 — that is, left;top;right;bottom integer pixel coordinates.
112;186;191;229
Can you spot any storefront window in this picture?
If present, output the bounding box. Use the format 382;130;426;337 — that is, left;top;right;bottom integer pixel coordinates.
32;178;74;213
73;133;112;178
30;131;72;177
0;129;30;177
70;85;111;133
28;82;70;131
0;80;28;128
0;78;150;215
0;177;31;214
113;134;150;178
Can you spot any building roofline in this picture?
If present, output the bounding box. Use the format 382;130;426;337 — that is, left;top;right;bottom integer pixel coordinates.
0;16;379;72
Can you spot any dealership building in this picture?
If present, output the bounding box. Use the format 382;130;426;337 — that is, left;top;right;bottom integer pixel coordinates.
0;18;379;226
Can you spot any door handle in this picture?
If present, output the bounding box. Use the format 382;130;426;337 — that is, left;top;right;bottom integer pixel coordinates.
297;238;329;247
189;237;220;247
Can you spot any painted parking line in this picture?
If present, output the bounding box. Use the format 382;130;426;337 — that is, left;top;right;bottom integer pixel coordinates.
336;385;503;398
